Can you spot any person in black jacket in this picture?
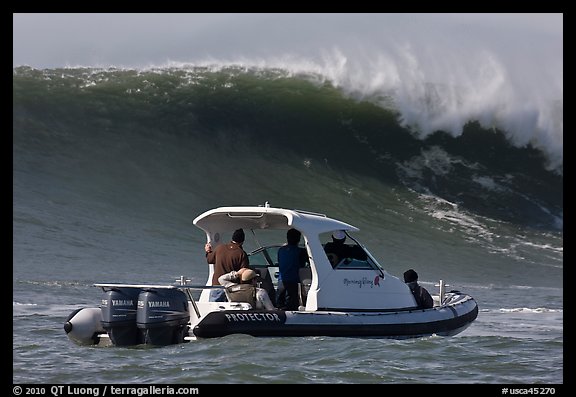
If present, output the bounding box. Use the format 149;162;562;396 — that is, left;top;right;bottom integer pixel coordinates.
403;269;434;309
277;228;308;310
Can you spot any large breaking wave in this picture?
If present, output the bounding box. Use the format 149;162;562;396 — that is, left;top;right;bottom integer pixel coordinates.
13;65;562;231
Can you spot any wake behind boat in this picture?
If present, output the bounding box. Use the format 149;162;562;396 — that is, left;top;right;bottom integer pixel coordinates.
64;203;478;346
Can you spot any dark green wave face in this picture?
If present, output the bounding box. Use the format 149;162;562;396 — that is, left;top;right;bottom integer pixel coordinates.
13;66;562;230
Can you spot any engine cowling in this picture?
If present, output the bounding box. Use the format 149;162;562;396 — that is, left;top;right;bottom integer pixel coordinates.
136;289;190;345
100;287;141;346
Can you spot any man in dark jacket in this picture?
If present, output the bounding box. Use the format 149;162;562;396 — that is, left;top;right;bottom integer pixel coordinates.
277;228;308;310
205;229;249;302
403;269;434;309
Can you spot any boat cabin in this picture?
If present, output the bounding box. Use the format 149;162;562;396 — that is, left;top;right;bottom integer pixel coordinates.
193;204;417;311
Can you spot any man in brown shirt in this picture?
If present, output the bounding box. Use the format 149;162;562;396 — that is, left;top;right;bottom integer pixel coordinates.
204;228;250;302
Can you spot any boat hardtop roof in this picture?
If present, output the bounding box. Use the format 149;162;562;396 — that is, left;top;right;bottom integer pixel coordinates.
193;204;359;236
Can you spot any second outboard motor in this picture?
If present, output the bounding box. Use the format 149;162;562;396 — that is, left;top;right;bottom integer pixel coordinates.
137;288;189;346
100;287;141;346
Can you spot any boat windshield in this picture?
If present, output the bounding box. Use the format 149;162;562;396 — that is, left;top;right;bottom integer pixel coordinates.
322;231;385;275
248;245;283;268
343;232;385;273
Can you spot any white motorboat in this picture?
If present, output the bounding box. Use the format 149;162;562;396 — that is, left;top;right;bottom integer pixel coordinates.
64;203;478;346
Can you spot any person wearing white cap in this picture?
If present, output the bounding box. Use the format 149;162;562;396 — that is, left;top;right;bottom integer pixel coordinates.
323;230;349;267
332;230;346;240
218;268;275;310
324;230;368;267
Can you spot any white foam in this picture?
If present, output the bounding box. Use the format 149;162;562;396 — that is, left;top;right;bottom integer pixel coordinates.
13;302;38;306
498;307;563;313
412;190;497;242
159;42;562;173
24;49;563;173
472;176;507;192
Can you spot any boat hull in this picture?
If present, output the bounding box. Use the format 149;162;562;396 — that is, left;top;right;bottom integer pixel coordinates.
65;293;477;344
193;293;478;339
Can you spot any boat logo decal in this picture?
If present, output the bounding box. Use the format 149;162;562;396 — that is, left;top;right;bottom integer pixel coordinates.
343;277;381;288
148;301;171;308
111;299;134;306
137;300;171;308
224;312;282;323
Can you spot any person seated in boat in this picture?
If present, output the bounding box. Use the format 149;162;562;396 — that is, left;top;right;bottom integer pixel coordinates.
403;269;434;309
277;228;308;310
324;230;368;268
205;228;250;302
218;268;275;310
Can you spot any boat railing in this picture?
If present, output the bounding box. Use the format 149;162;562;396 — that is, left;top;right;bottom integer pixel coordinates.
294;209;327;217
434;280;450;304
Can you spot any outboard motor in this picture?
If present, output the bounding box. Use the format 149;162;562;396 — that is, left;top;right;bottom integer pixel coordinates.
136;288;189;346
100;287;141;346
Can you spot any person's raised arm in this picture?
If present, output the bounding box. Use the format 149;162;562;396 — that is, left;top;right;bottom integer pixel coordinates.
205;243;216;264
218;269;243;287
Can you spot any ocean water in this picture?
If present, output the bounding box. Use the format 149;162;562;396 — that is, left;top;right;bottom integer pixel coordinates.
13;66;563;384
